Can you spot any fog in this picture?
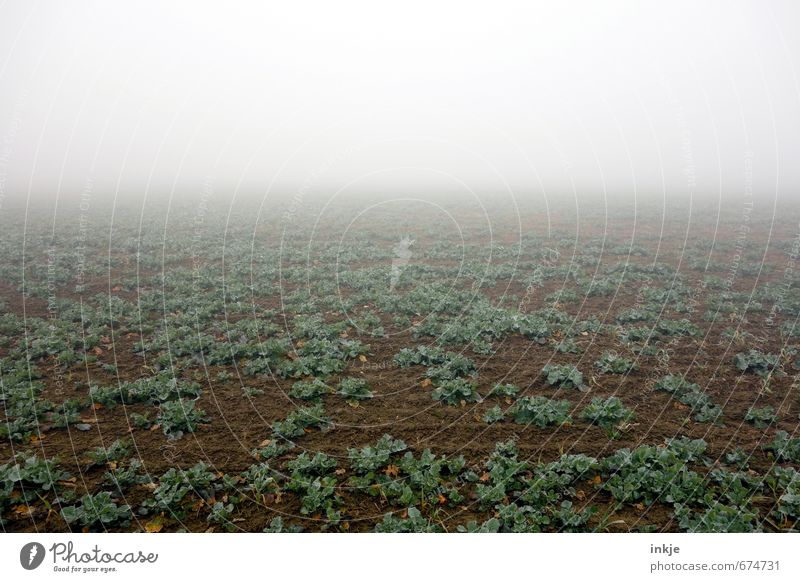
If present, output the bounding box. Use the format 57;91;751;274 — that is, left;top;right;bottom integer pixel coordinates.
0;0;799;204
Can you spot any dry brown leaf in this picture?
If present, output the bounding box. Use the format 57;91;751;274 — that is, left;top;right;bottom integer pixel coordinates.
358;355;367;362
384;464;399;477
145;516;164;533
421;378;432;388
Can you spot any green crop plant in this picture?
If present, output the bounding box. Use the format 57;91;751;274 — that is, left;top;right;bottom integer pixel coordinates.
581;397;634;437
483;405;505;424
594;352;638;374
86;439;131;468
270;403;331;439
734;350;781;378
374;507;442;532
432;378;480;405
337;377;373;401
157;399;208;439
744;405;776;429
542;364;585;391
764;431;800;463
348;434;407;474
206;501;236;531
508;396;571;428
61;492;132;530
488;383;519;398
143;462;217;517
289;378;332;401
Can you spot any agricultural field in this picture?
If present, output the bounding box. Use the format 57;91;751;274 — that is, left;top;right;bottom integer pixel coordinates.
1;195;799;533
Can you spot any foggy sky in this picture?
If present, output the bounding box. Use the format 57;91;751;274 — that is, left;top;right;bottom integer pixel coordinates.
0;0;799;204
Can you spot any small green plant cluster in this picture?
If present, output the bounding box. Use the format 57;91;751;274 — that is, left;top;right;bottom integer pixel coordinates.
241;462;280;500
262;516;303;532
554;338;582;354
393;345;447;368
1;453;70;518
251;439;295;461
508;396;572;428
396;348;479;405
483;405;505;423
89;374;202;407
600;436;764;531
602;438;709;508
337;377;374;402
734;350;781;378
206;501;236;531
285;452;342;523
289;378;331;401
61;492;132;530
143;462;218;518
674;501;761;533
271;403;332;440
764;431;800;463
473;440;599;532
542;364;586;391
432;378;480;405
594;352;638;374
157;399;209;439
744;405;776;429
487;383;519;398
654;375;722;423
103;459;150;489
581;396;634;437
775;470;800;524
374;507;442;532
349;436;465;508
278;336;369;379
348;434;408;474
425;353;477;383
0;363;52;442
86;439;131;467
